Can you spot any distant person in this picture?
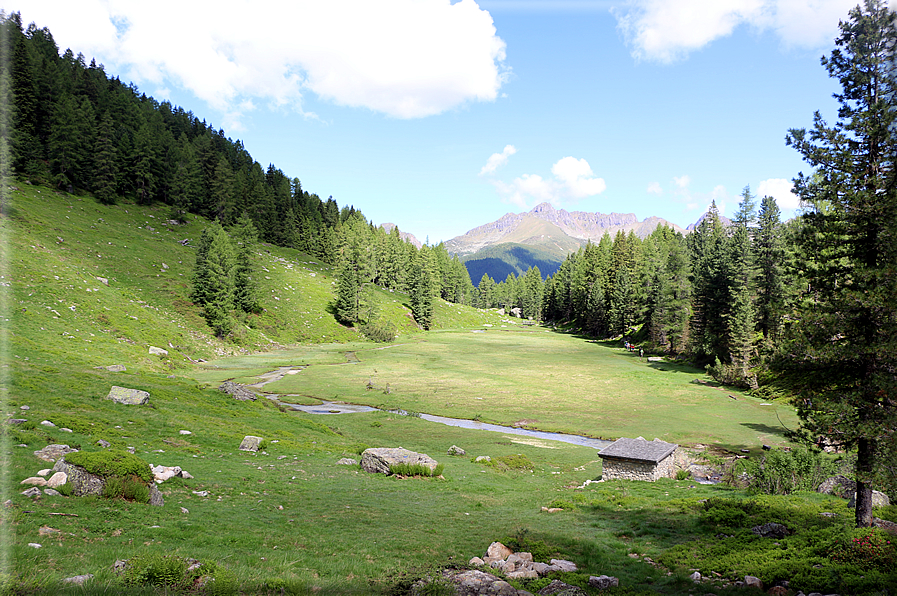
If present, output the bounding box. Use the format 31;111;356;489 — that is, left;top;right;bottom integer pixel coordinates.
639;348;644;358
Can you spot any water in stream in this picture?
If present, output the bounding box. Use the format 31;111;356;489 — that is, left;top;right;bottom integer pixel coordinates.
279;399;613;450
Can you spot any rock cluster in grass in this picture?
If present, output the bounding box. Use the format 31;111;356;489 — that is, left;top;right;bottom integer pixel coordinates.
818;475;891;507
219;381;258;401
19;457;164;506
404;541;620;596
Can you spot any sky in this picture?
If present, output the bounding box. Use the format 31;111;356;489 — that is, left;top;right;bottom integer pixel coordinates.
14;0;860;243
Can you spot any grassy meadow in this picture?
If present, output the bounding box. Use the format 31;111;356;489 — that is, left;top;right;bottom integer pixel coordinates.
2;184;896;595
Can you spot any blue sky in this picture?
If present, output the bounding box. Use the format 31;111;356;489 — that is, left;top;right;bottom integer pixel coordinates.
17;0;858;243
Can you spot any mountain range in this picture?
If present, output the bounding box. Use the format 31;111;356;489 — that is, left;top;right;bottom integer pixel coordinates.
442;203;688;283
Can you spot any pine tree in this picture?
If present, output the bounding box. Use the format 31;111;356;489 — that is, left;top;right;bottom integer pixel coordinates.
92;113;118;204
203;226;236;337
231;213;261;314
409;247;437;329
755;195;786;342
723;187;758;387
783;0;897;527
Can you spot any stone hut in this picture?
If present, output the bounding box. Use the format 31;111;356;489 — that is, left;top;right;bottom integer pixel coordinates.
598;437;678;481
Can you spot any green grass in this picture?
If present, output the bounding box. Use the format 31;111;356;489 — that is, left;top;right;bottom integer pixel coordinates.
190;329;799;451
2;183;894;595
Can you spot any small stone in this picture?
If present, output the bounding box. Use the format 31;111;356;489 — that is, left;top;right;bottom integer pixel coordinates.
179;430;192;435
148;346;168;356
180;507;189;514
21;477;47;486
20;405;30;410
60;428;73;433
7;419;27;425
179;471;194;479
745;576;763;589
469;557;485;566
193;490;209;497
589;575;619;589
27;543;42;549
62;574;93;585
690;571;702;582
40;420;56;427
39;526;60;536
475;455;491;463
486;541;513;560
97;439;111;448
447;445;466;456
336;458;358;466
768;587;788;596
104;364;126;372
106;386;150;405
43;488;60;496
549;559;578;572
37;469;52;476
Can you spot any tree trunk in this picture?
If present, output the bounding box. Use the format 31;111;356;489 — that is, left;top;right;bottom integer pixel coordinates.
855;437;874;527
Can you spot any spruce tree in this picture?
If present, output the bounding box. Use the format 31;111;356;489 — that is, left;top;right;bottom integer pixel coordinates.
784;0;897;527
231;213;261;314
92;113;118;205
755;195;785;342
203;225;236;337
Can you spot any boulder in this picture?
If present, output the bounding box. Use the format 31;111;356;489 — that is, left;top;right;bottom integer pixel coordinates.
106;386;150;405
745;576;763;590
360;447;439;475
47;472;68;488
33;444;78;462
549;559;578;572
219;381;258;401
486;542;513;560
818;475;856;498
148;346;168;356
151;465;182;482
847;490;890;508
21;487;42;497
52;459;105;496
751;522;790;539
43;488;60;496
469;557;485;567
239;436;264;452
588;575;619;589
538;580;585;595
448;445;466;456
413;569;522;596
149;483;164;506
21;477;47;486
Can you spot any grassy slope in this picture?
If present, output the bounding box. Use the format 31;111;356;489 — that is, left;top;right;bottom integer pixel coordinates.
2;184;895;596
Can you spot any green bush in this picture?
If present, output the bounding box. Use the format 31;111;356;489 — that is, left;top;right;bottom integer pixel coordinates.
742;447;839;495
103;475;150;503
66;449;154;483
360;318;397;343
122;553;188;589
388;462;444;477
829;529;896;570
481;453;535;472
675;468;690;480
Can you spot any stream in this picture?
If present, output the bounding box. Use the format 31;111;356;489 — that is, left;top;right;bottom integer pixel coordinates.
277;399;613;450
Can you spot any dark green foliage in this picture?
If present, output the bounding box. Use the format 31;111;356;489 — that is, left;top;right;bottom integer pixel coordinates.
65;449;153;483
783;0;897;527
388;462;444;477
741;447;839;495
360;318;397;342
102;475;150;503
829;528;896;570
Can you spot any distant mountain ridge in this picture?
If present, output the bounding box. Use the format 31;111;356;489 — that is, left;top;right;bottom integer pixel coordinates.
379;223;423;248
445;202;685;257
445;202;690;285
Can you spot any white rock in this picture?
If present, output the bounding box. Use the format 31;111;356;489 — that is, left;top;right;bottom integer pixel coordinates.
37;469;52;477
40;420;56;427
179;430;192;435
47;472;67;488
28;543;42;549
148;346;168;356
21;477;47;486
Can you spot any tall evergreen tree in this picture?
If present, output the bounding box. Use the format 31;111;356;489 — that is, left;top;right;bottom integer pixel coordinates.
92;113;118;204
231;213;261;314
783;0;897;527
755;195;786;342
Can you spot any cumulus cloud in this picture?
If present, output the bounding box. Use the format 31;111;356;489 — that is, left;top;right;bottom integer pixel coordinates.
758;177;801;210
614;0;857;63
480;145;517;176
18;0;509;125
493;156;606;209
646;181;662;195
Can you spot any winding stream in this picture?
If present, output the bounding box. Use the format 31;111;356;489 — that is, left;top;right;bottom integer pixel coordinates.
278;399;613;450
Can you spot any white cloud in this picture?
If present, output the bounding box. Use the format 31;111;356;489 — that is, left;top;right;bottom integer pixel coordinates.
17;0;509;124
614;0;857;63
646;181;662;195
493;156;606;208
673;175;690;189
480;145;517;176
758;177;801;210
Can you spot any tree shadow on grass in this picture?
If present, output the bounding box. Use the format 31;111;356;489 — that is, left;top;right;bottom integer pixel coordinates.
740;422;793;439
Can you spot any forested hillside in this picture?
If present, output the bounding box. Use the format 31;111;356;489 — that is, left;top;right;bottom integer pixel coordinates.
1;11;475;336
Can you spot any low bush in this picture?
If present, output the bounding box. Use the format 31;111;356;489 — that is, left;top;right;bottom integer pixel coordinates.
829;528;896;570
102;475;150;503
360;319;397;343
389;462;444;477
120;554;238;593
65;449;154;483
741;447;839;495
480;454;535;472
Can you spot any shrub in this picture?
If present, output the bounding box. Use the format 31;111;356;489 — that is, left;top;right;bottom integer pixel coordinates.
360;318;397;343
481;454;535;472
66;449;154;483
675;469;690;481
829;529;896;570
103;475;150;503
122;553;188;589
742;447;839;495
389;462;444;477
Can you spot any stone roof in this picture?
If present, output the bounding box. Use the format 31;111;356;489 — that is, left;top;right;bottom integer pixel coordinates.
598;437;678;464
